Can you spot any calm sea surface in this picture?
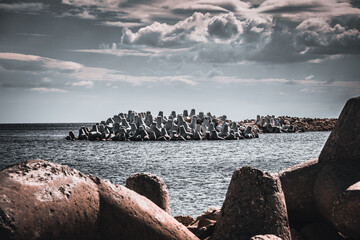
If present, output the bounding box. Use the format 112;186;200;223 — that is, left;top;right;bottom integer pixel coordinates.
0;123;330;217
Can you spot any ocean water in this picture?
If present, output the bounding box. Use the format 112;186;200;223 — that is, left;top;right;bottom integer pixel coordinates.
0;123;330;217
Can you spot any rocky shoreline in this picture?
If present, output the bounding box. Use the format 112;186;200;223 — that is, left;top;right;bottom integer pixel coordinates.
65;109;336;142
1;96;358;240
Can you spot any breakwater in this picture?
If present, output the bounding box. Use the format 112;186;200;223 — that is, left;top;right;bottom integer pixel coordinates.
66;109;337;141
66;109;259;141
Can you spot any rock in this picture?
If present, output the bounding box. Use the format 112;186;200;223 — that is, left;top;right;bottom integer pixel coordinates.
94;177;198;240
125;172;171;214
188;207;220;239
0;159;100;240
68;131;76;140
0;160;198;240
313;164;360;239
290;228;305;240
249;234;282;240
319;96;360;168
212;167;291;240
299;221;344;240
278;158;322;225
175;215;195;227
313;96;360;239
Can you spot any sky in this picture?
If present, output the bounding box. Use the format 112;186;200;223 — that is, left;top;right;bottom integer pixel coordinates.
0;0;359;123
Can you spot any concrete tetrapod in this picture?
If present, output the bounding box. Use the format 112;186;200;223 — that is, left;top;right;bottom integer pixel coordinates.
314;96;360;239
0;160;198;240
125;172;171;215
212;167;291;240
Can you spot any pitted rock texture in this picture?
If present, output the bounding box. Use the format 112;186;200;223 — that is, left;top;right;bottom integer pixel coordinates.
0;160;199;240
212;167;291;240
319;96;360;168
126;172;171;214
0;159;100;240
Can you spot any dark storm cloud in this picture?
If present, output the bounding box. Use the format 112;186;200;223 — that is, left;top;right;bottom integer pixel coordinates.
208;14;241;39
260;4;322;14
295;17;360;55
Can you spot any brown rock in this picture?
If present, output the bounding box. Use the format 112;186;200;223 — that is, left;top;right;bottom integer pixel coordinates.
212;167;291;240
0;160;199;240
299;221;344;240
125;172;171;214
94;177;198;240
313;164;360;239
249;234;283;240
278;159;322;225
319;96;360;168
0;159;100;240
188;206;220;239
175;215;195;226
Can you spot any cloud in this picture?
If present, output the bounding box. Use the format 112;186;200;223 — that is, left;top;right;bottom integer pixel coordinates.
295;17;360;54
207;13;242;39
112;6;360;64
0;52;83;72
0;52;198;88
103;21;144;28
30;87;68;93
305;74;314;80
207;69;224;78
121;12;245;48
75;10;96;19
68;80;94;88
16;33;48;37
61;0;123;8
0;2;44;12
68;66;198;86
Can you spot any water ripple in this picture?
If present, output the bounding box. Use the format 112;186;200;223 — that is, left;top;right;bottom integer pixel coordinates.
0;124;329;217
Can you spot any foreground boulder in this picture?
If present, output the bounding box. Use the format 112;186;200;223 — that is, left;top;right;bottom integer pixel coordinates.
275;96;360;239
313;96;360;239
313;164;360;239
126;172;171;214
318;96;360;168
212;167;291;240
278;158;322;225
0;160;198;240
0;160;99;240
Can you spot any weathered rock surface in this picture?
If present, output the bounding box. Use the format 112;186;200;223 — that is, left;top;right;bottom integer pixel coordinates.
0;160;198;240
93;176;198;240
175;215;195;226
249;234;283;240
187;206;220;239
212;167;291;240
312;96;360;239
0;159;100;240
313;164;360;239
125;172;171;214
319;96;360;168
278;158;322;224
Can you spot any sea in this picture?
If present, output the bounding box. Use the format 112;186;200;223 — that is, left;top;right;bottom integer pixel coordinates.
0;123;330;217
